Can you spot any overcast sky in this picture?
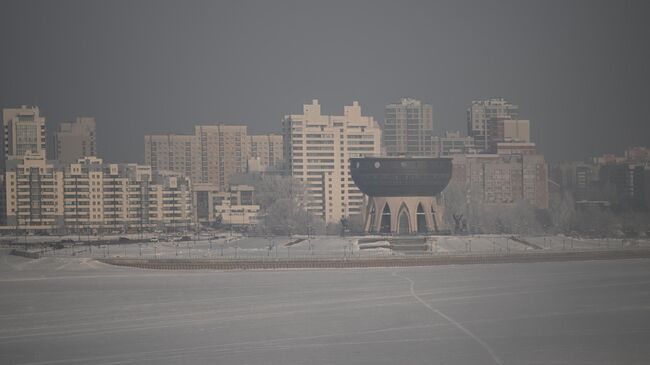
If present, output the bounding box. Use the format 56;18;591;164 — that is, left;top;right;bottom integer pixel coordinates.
1;0;649;162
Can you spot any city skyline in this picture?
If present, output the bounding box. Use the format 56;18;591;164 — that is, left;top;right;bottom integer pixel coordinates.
2;1;649;163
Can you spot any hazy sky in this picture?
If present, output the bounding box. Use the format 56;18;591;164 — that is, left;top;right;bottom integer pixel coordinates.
1;0;649;162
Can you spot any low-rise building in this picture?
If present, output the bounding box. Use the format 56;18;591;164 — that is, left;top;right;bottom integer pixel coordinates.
193;183;259;227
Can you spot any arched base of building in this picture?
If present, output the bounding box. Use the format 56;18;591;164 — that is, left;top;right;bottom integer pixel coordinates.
363;195;444;235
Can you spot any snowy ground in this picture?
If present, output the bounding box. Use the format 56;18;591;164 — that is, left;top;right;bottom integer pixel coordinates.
3;234;650;260
1;251;649;364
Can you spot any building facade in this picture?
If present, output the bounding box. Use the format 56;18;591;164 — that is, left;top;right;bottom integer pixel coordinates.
384;98;434;157
431;131;478;157
3;106;46;165
248;134;283;172
144;134;202;184
3;155;193;232
194;183;259;226
144;126;279;190
282;100;381;224
451;153;549;209
53;117;97;163
467;99;519;153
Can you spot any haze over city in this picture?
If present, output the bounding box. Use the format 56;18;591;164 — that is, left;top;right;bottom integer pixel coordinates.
2;0;650;162
2;2;650;365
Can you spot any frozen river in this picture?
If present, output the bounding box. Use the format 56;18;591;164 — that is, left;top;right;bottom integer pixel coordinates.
1;252;649;364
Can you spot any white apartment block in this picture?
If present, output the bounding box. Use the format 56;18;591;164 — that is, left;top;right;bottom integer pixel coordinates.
282;100;381;224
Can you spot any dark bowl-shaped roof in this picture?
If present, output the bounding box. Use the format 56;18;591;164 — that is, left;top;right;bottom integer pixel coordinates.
350;157;452;197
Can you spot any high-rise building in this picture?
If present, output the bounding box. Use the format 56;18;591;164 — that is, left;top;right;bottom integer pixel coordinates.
467;98;519;152
144;134;201;183
144;125;254;190
384;98;434;156
3;106;46;164
248;134;283;172
195;125;248;189
282;100;381;223
53;117;97;163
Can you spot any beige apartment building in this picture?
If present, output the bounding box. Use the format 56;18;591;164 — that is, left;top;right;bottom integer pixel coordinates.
248;134;283;171
282;100;381;224
53;117;97;163
144;125;281;190
3;155;193;232
3;152;64;229
3;106;47;165
144;134;201;183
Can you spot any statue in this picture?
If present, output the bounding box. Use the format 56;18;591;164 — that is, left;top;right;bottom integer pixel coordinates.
453;213;464;234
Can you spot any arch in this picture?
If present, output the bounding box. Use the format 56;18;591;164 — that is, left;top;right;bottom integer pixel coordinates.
416;202;428;234
397;202;411;235
379;203;391;234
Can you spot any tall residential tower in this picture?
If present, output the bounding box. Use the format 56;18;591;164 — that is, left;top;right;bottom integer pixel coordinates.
3;106;46;164
282;100;381;223
384;98;434;156
53;117;97;163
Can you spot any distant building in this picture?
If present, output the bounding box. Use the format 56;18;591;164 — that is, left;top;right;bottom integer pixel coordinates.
2;106;46;165
282;100;381;223
145;126;280;190
451;153;549;209
248;134;283;172
384;98;434;156
487;118;530;152
195;125;248;189
549;161;597;197
53;117;97;163
431;131;477;157
144;134;199;182
467;99;519;152
592;147;650;210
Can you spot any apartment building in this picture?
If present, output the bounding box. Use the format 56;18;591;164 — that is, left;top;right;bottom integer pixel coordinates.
248;134;283;172
3;155;193;232
145;126;278;190
3;106;47;165
144;134;201;183
467;99;519;152
53;117;97;163
3;153;64;229
431;131;478;157
451;153;548;209
282;100;381;223
384;98;434;156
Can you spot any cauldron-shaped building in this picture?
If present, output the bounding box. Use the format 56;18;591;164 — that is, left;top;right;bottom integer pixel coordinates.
350;157;452;234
